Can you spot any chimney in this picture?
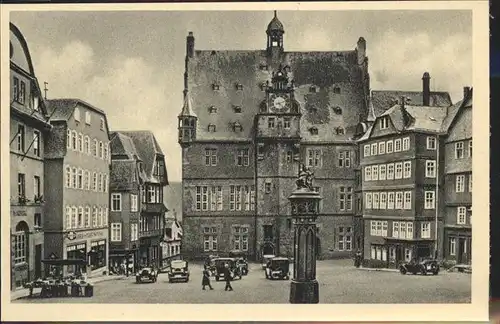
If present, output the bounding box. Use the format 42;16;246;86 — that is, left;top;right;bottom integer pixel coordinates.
422;72;430;106
186;31;195;58
463;86;471;99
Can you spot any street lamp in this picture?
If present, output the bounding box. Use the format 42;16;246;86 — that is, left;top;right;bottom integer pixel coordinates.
288;165;322;304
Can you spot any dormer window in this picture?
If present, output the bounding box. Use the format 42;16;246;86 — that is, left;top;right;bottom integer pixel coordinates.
309;86;318;93
333;106;343;115
235;83;243;91
380;117;389;130
212;83;220;91
233;122;243;132
334;86;341;94
74;108;81;122
208;106;217;114
233;105;242;113
335;127;345;135
309;127;319;135
208;124;216;133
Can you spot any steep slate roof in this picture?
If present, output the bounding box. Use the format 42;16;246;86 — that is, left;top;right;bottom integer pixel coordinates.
187;48;369;142
109;160;137;191
117;131;167;183
441;87;472;133
110;131;142;160
45;98;106;121
178;91;197;118
371;90;452;118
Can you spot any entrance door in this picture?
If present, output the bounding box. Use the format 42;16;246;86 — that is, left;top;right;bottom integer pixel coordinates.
35;244;42;279
457;238;465;264
396;246;404;264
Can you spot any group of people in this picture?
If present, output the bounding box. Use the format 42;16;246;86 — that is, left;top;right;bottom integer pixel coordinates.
201;264;233;291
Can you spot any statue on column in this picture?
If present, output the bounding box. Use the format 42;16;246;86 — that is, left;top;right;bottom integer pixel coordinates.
296;164;314;191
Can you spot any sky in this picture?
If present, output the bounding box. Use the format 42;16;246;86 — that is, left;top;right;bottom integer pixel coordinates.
10;10;472;182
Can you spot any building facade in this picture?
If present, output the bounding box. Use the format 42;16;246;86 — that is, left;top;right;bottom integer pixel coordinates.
112;131;169;269
43;99;111;276
161;217;183;267
108;132;146;274
10;23;52;289
357;74;455;268
179;13;369;261
441;88;473;265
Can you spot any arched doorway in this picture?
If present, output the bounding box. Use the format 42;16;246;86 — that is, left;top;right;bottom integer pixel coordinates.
13;221;29;287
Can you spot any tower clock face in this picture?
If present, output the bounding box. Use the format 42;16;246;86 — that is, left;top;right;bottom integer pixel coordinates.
270;94;289;112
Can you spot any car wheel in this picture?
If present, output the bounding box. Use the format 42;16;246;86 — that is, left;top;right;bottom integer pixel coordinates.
421;268;427;275
433;270;439;275
400;267;407;275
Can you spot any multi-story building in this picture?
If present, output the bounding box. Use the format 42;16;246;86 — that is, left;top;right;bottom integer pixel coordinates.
161;214;183;267
112;131;169;269
179;12;369;261
10;23;52;289
357;73;454;268
108;131;147;273
43;99;111;276
441;87;473;265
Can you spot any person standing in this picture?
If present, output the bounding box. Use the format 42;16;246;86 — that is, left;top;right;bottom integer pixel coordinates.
202;265;214;290
223;263;233;291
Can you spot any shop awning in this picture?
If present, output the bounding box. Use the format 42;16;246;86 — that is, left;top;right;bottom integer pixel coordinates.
384;237;434;244
42;259;87;266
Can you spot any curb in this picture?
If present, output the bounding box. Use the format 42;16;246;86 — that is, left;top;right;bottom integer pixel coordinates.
357;267;399;273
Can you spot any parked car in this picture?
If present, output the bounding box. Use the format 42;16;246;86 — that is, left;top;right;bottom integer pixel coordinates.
261;254;276;270
168;260;190;283
135;267;158;283
265;257;291;280
399;259;440;275
236;258;249;275
213;257;242;281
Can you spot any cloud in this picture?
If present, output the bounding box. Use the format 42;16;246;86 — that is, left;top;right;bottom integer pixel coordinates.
32;41;182;182
369;30;472;102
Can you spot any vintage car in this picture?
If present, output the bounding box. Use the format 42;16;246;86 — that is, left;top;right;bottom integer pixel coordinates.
168;260;190;283
135;267;158;283
205;254;219;274
399;259;440;275
236;258;249;275
265;257;291;280
261;254;276;270
213;257;242;281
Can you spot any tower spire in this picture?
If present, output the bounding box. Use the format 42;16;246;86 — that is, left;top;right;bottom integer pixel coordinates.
274;10;277;18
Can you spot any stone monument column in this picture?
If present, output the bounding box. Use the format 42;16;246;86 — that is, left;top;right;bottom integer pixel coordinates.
288;165;322;304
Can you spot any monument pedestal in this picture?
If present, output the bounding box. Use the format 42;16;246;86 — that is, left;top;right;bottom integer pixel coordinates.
289;279;319;304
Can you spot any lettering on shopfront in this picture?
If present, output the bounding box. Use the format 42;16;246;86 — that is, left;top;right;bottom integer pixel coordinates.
66;230;106;241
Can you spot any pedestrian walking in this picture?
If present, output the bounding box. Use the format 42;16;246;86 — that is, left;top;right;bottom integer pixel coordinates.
202;265;214;290
223;263;233;291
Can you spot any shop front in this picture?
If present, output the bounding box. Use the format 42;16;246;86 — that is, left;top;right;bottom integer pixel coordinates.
109;248;138;275
63;228;108;276
444;227;471;265
383;238;435;268
139;236;161;268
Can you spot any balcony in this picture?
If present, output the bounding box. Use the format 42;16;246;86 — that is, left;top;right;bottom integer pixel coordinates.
141;202;168;214
139;229;163;238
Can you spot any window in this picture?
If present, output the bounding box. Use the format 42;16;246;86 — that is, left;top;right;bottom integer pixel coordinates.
84;207;90;228
371;165;379;181
103;174;108;193
99;141;103;159
365;193;372;209
337;227;352;251
67;129;71;149
404;191;412;210
364;166;372;181
100;118;105;131
217;186;224;211
205;148;217;166
402;137;410;151
395;192;403;209
104;143;109;160
208;124;216;132
307;149;321;167
386;140;393;153
77;169;83;189
425;191;435;209
111;193;122;211
91;172;96;191
387;163;394;180
370;143;378;156
339;187;352;211
380;192;387;209
268;117;275;128
237;148;250;166
395;162;403;179
232;226;249;251
250;186;255;211
33;175;40;198
71;206;77;229
468;140;472;157
455;142;464;159
76;133;83;152
425;160;436;178
379;142;386;155
14;232;27;264
338;151;351;168
370;221;387;236
65;166;71;188
18;173;25;199
427;136;436;150
195;186;208;211
234;186;242;211
457;207;466;224
111;223;122;242
34;213;42;228
131;194;138;212
93;139;98;157
387;192;395;209
74;107;81;122
469;174;472;192
421;222;431;239
364;145;370;157
203;227;218;251
71;131;77;150
456;175;465;192
379;165;386;180
449;237;456;255
373;193;379;209
83;136;90;155
401;161;411;178
32;130;41;157
130;223;138;241
404;248;412;262
85;111;91;124
77;206;84;228
91;206;98;228
70;167;77;189
393;222;399;238
380;117;389;130
394;139;402;152
17;124;25;152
